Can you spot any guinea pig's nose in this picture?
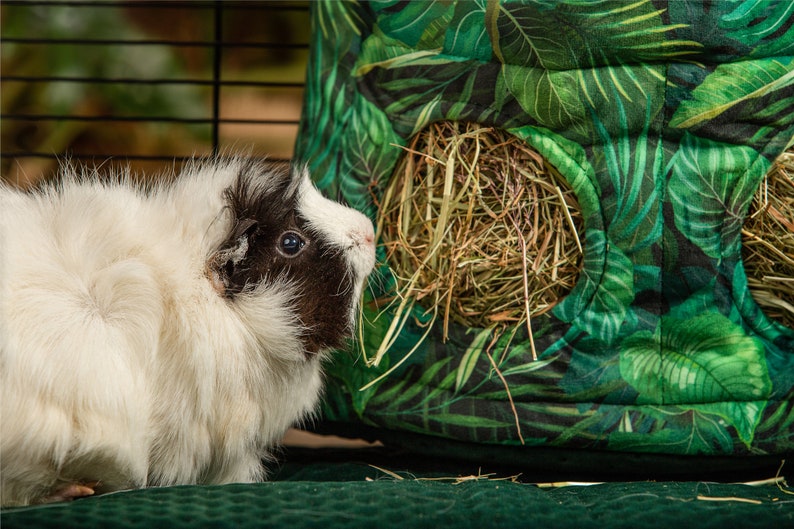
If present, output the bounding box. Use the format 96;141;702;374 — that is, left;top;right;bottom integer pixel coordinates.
350;227;375;248
361;226;375;246
348;223;377;272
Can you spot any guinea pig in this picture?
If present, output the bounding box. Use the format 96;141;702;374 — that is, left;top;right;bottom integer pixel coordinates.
0;157;376;507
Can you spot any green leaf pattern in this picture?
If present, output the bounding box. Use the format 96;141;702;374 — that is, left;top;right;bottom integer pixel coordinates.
668;134;762;259
295;0;794;456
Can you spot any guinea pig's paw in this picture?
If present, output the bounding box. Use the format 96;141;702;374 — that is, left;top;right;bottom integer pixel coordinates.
43;480;101;503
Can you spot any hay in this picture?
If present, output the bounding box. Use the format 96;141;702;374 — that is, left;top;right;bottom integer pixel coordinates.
743;148;794;330
375;122;584;355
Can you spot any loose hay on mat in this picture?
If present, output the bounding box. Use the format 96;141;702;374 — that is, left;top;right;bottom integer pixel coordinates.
743;148;794;330
375;122;584;350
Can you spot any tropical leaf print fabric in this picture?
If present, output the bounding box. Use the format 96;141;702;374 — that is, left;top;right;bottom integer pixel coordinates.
294;0;794;456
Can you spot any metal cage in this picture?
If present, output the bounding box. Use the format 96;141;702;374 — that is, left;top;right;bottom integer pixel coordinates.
1;0;310;186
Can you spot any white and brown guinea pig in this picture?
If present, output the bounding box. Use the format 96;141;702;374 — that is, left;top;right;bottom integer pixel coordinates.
0;157;376;506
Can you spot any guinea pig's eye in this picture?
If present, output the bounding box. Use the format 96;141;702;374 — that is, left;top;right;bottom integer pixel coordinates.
278;231;306;257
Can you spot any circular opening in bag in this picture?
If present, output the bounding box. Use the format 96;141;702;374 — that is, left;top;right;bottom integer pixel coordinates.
742;148;794;330
377;121;584;339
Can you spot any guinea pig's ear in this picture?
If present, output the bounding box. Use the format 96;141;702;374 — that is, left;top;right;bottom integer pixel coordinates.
225;217;259;270
231;218;259;242
206;218;258;297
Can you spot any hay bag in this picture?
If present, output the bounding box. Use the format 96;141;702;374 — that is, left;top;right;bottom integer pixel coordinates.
295;0;794;458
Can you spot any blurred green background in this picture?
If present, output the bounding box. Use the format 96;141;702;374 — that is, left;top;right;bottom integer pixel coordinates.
1;1;310;187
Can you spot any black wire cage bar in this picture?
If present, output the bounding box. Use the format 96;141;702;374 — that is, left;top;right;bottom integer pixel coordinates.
1;1;311;180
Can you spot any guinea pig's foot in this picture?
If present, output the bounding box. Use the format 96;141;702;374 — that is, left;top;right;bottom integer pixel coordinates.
44;481;101;503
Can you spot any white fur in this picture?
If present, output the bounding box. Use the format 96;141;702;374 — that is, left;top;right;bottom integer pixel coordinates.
0;159;375;506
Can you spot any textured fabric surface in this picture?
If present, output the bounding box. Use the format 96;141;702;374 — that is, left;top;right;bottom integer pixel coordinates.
3;455;792;529
7;446;794;529
4;482;791;529
294;0;794;456
0;469;794;529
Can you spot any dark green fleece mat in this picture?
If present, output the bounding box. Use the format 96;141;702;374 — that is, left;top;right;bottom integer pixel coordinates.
4;480;791;529
3;447;792;529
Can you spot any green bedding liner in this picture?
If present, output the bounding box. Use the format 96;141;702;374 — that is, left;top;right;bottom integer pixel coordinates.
2;450;792;529
2;482;790;529
293;0;794;457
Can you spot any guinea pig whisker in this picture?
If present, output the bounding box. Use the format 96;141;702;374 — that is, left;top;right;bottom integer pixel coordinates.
334;280;353;298
365;277;378;301
320;246;343;261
